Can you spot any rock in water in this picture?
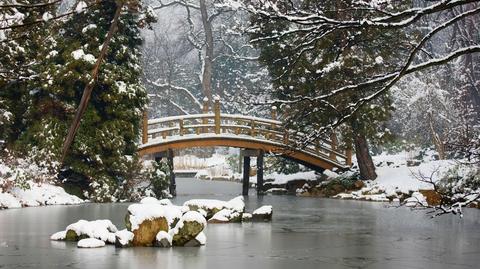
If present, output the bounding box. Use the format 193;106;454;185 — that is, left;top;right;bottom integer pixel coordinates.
126;204;169;246
155;231;172;248
50;231;67;241
77;238;105;248
64;219;117;243
183;199;228;219
208;209;242;223
170;211;206;246
115;229;134;248
241;213;252;222
184;231;206;247
252;205;273;222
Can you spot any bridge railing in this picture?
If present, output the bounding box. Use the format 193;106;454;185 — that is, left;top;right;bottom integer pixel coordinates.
142;98;352;167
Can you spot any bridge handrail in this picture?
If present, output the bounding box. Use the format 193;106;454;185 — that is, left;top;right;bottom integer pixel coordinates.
141;98;352;167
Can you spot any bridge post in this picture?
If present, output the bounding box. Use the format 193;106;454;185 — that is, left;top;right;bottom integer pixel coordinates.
214;97;221;134
242;155;250;196
329;133;338;160
179;119;184;136
167;149;176;196
256;150;264;195
142;110;148;144
271;106;277;139
346;146;353;166
202;97;209;133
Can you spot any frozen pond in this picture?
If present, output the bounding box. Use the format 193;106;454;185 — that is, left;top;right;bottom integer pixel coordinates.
1;177;480;269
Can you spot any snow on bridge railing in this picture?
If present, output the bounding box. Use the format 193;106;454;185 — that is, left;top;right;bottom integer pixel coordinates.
141;98;352;167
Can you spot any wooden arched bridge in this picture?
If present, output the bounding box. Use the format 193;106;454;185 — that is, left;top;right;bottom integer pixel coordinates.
138;98;352;196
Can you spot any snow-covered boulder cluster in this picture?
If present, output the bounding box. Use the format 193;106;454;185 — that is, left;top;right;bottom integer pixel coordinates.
50;196;273;249
184;196;272;223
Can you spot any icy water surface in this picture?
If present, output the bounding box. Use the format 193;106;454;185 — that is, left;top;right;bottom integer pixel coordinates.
1;177;480;269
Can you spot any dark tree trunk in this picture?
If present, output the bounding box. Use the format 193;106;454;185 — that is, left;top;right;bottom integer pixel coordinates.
354;133;377;180
199;0;214;105
351;120;377;180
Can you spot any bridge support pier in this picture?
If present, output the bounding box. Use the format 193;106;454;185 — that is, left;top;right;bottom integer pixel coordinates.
242;155;250;196
167;149;176;197
256;150;264;195
241;149;265;196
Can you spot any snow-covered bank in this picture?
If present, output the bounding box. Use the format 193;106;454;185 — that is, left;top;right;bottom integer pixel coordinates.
251;150;476;209
0;182;85;209
331;152;456;202
1;158;84;209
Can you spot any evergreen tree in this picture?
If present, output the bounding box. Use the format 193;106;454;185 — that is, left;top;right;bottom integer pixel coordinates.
0;0;56;145
17;1;148;201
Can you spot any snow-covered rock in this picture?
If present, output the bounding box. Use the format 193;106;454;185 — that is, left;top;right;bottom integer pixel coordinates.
184;199;229;218
252;205;273;222
65;219;117;243
227;196;245;213
50;231;66;241
184;196;245;219
208;209;241;223
155;231;172;248
77;238;105;248
404;192;428;207
126;203;169;246
184;231;206;247
115;229;134;248
242;213;252;222
170;211;206;246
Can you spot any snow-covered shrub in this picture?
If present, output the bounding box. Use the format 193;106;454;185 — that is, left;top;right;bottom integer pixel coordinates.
146;161;170;199
414;164;480;216
114;160;170;202
0;149;59;192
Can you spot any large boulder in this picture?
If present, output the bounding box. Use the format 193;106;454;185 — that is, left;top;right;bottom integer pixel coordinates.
252;205;273;222
170;211;207;246
126;204;169;246
64;220;117;243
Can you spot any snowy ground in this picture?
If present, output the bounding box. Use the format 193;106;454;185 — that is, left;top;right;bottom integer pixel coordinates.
0;160;85;209
333;151;455;202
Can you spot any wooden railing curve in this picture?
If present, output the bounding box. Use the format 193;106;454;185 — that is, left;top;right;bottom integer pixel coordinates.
140;98;352;169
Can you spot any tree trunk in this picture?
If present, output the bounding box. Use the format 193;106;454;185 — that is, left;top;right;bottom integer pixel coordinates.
351;120;377;180
199;0;214;105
